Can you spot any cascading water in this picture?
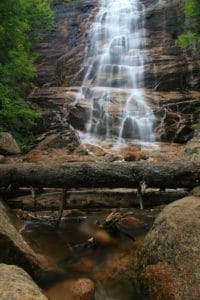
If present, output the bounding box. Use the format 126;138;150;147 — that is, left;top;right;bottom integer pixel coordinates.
76;0;155;144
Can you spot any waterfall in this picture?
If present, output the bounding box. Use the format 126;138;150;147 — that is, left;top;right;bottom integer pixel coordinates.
76;0;155;144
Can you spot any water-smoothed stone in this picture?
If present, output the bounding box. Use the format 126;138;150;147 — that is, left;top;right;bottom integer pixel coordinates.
136;196;200;299
0;132;21;155
0;200;50;275
0;264;48;300
46;278;95;300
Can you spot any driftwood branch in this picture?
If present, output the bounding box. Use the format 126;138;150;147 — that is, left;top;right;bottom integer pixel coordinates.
0;162;199;189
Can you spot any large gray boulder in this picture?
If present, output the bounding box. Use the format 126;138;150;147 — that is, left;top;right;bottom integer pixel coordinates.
0;264;47;299
0;200;50;276
0;132;21;155
136;195;200;300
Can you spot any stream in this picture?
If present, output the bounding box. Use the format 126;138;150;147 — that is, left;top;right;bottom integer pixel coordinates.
20;207;162;299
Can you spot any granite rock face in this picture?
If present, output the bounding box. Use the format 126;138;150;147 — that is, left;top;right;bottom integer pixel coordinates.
29;0;200;144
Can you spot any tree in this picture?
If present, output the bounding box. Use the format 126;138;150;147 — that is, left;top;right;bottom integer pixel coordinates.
177;0;200;48
0;0;53;148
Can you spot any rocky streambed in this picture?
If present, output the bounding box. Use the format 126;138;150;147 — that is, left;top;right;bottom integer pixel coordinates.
0;187;200;299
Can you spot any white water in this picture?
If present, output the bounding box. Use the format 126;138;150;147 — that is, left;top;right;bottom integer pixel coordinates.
76;0;155;144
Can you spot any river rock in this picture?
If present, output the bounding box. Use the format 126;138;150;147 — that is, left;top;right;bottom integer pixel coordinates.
0;132;21;155
0;264;47;300
46;278;95;300
0;200;49;275
136;196;200;299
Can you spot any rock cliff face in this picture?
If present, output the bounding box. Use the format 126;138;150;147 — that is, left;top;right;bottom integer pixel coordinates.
30;0;200;144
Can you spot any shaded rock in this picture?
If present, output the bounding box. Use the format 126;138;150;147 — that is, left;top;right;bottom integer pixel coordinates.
0;132;21;155
121;117;140;140
104;211;145;240
0;155;5;163
0;264;47;300
0;200;50;276
36;129;80;153
173;124;194;143
182;134;200;162
191;186;200;197
34;0;97;86
68;105;90;131
136;196;200;299
46;278;95;300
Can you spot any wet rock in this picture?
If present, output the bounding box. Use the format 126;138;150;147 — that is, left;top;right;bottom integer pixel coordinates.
68;105;90;131
121;117;140;140
136;195;200;299
0;264;47;300
173;124;194;143
46;278;95;300
0;132;21;155
104;211;145;240
0;200;50;275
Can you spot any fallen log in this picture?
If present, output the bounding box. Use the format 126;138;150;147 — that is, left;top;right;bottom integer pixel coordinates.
0;162;199;189
6;190;188;211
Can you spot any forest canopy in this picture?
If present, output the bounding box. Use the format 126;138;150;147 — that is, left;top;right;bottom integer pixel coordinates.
0;0;53;146
178;0;200;48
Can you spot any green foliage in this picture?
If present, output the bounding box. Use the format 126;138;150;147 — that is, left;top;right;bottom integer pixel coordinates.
177;0;200;48
0;0;53;148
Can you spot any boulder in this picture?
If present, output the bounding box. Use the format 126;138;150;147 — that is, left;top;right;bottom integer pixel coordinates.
0;200;50;276
0;132;21;155
182;134;200;162
46;278;95;300
136;195;200;300
36;129;80;153
0;264;47;300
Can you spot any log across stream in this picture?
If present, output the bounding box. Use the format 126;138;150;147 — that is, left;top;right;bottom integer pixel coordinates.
0;161;199;189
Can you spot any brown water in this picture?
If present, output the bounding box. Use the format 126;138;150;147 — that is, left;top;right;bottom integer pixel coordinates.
21;209;158;299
